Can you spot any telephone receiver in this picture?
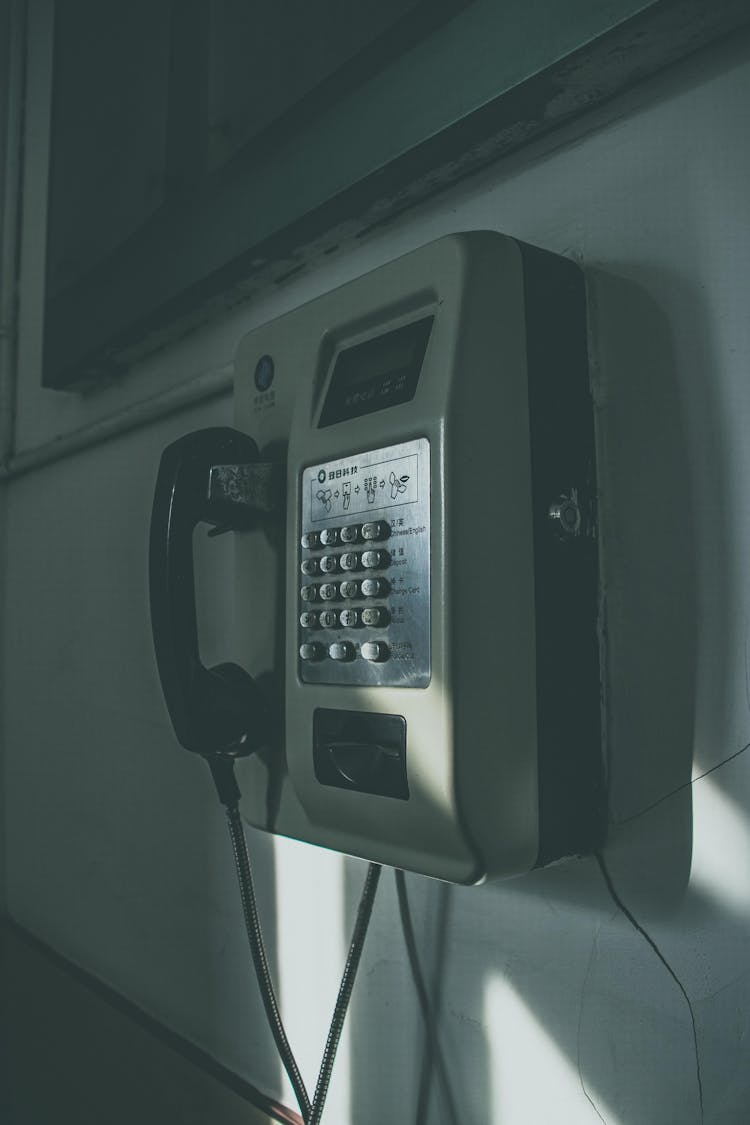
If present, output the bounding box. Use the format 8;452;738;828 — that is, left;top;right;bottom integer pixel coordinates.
149;426;283;764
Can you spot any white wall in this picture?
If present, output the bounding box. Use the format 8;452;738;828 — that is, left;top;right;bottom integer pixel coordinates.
3;26;750;1125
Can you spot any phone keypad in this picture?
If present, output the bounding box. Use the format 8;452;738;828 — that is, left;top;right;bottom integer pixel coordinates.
297;521;395;669
298;438;430;687
300;529;408;684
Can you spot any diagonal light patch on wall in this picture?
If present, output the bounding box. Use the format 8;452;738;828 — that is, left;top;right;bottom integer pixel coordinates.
689;773;750;918
273;834;351;1121
483;971;618;1124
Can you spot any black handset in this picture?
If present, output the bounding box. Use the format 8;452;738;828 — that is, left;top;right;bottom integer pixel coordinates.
149;426;280;765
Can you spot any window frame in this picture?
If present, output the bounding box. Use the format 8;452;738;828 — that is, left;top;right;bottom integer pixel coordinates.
41;0;750;390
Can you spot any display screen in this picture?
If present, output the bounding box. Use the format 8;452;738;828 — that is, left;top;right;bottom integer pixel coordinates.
318;316;433;428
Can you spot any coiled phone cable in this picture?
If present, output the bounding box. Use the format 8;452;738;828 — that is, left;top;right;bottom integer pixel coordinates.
214;758;381;1124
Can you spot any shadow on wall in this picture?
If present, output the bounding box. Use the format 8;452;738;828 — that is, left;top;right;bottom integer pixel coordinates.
594;266;738;911
339;267;742;1123
2;397;286;1098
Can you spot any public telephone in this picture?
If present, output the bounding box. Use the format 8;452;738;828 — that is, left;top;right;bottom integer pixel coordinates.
150;231;604;885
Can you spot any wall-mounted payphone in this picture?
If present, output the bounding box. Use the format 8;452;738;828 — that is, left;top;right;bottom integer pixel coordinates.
151;231;603;886
231;231;603;882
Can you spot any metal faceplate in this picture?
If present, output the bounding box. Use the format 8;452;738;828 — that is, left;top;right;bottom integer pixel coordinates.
298;437;430;687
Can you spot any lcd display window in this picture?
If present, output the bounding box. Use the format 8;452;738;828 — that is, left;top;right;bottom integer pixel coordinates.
318;316;433;428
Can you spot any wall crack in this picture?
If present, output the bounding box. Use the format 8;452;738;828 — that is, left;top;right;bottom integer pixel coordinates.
596;853;704;1123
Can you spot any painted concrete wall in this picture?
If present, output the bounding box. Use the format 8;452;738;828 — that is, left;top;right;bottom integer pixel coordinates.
3;27;750;1125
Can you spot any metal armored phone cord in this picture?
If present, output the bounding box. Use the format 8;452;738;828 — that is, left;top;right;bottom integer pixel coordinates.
308;861;382;1125
215;758;381;1124
224;802;312;1120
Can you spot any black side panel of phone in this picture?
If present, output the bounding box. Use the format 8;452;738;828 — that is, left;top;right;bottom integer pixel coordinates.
519;242;605;866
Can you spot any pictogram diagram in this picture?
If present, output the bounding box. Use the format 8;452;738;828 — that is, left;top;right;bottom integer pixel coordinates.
316;487;333;513
364;476;377;504
310;450;418;520
390;470;409;499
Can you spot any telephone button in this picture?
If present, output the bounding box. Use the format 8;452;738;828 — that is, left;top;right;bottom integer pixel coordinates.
300;585;318;602
320;555;339;574
340;580;360;599
361;606;388;628
329;642;355;662
340;524;360;544
361;641;389;663
362;521;388;541
319;609;338;628
361;549;389;569
320;528;339;547
300;558;320;577
299;642;325;662
339;552;360;571
299;611;319;629
319;583;339;601
301;531;320;550
339;608;360;628
361;577;388;598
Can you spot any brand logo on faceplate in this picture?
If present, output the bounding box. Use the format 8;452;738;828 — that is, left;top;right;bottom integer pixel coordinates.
323;465;358;481
253;354;274;391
